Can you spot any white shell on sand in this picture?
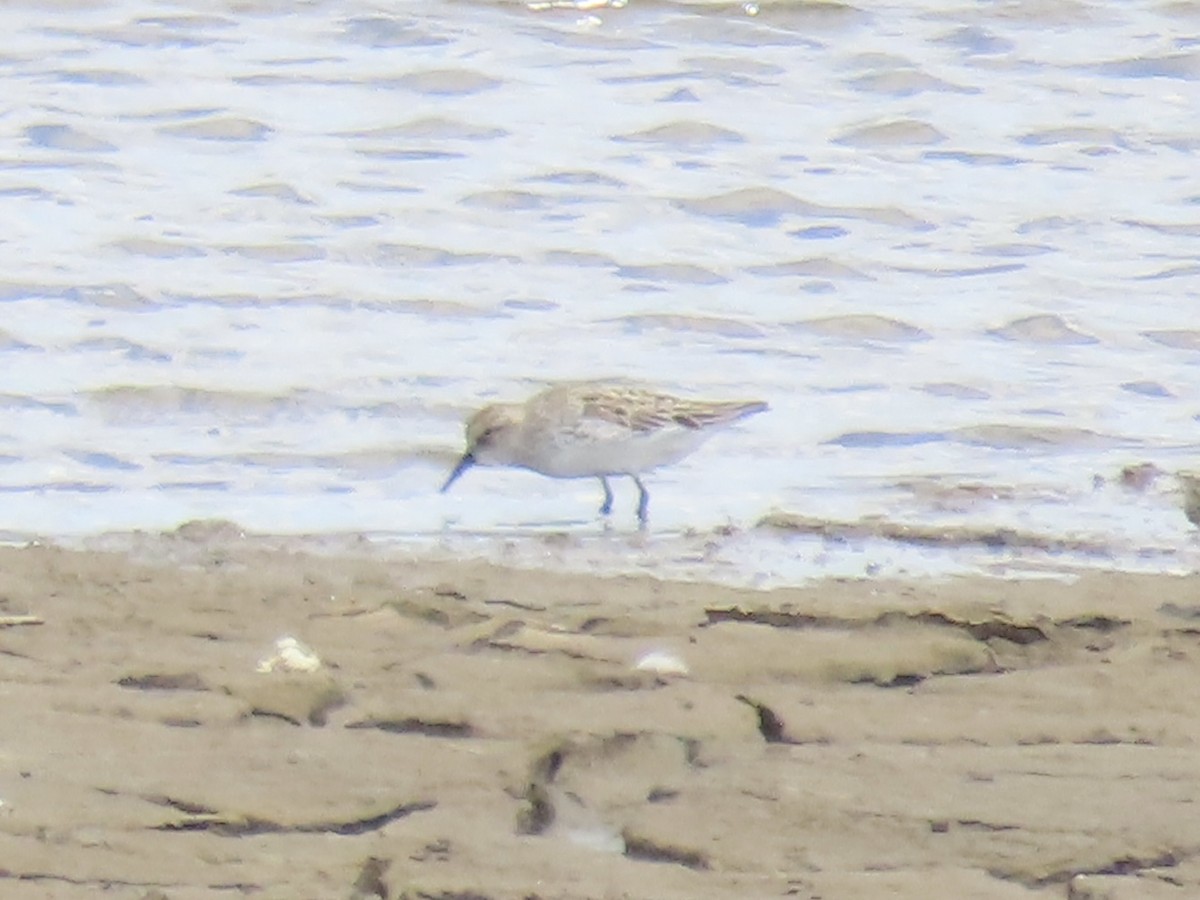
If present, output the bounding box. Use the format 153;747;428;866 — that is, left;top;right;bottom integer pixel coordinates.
256;636;322;674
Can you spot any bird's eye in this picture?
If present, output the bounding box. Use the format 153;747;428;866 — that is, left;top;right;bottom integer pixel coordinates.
475;427;496;446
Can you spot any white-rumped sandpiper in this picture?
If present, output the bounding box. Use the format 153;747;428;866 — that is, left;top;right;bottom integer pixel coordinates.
441;382;767;524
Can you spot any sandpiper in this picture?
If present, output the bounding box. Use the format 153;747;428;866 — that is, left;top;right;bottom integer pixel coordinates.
441;382;767;524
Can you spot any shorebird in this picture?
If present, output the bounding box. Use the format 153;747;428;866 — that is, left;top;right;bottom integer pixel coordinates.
441;382;767;524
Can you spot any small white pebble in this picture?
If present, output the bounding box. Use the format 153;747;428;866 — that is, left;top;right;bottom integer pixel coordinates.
566;825;625;854
634;650;689;677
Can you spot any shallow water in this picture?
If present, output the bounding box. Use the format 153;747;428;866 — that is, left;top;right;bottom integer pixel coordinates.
2;0;1199;583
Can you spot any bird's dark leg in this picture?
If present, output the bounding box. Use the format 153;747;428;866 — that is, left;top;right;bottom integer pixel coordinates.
598;476;614;516
632;475;650;526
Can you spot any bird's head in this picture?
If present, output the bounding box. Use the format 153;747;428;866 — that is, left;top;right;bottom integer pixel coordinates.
440;402;524;492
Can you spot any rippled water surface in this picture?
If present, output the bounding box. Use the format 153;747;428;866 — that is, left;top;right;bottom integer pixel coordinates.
3;0;1199;581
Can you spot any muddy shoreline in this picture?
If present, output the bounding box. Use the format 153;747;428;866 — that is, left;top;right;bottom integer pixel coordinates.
0;533;1196;898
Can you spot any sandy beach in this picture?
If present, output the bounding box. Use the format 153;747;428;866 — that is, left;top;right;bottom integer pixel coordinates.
0;527;1196;899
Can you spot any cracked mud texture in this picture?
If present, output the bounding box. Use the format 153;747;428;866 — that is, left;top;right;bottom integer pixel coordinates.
0;535;1196;899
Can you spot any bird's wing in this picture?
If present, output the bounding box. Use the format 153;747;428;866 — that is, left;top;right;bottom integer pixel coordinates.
580;388;764;433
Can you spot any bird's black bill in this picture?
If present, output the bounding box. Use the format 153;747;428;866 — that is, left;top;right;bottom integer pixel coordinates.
441;453;475;492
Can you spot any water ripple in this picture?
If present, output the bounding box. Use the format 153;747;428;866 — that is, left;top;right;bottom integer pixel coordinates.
0;0;1196;578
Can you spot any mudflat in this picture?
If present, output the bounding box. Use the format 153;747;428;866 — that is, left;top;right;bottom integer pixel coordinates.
0;531;1195;899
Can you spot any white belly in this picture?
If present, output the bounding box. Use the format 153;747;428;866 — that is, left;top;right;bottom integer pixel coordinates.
523;425;711;478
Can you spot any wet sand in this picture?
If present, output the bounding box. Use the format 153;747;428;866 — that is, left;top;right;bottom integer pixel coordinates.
0;529;1196;899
